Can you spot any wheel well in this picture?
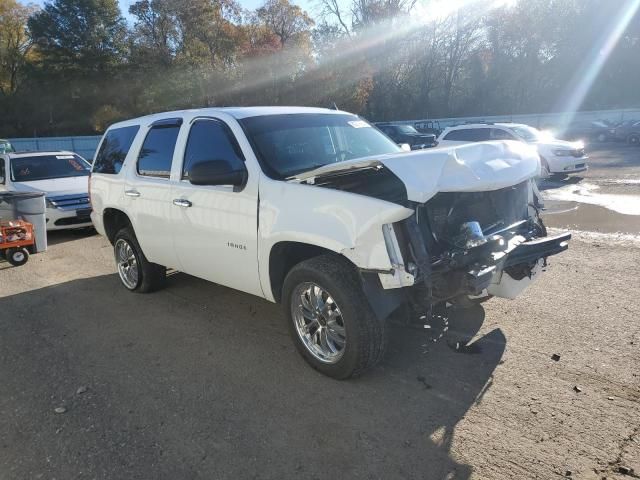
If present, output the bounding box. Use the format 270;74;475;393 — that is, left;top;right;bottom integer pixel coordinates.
103;209;132;244
269;242;339;303
539;155;549;169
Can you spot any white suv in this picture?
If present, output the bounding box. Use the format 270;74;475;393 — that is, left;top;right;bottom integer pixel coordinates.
90;107;570;378
0;150;93;230
437;123;589;177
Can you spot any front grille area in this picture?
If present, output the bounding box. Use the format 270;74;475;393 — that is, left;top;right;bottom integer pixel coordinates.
54;208;92;226
47;194;91;212
418;181;530;255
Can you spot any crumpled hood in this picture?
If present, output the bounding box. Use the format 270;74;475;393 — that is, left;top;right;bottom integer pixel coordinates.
290;140;540;204
10;176;89;198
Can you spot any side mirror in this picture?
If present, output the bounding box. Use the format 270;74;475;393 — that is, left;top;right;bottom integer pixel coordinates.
399;143;411;152
189;160;247;188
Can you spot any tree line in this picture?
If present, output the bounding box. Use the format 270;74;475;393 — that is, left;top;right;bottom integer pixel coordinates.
0;0;638;136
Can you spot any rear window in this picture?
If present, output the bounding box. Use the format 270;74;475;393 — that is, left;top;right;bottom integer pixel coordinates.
444;128;490;142
93;126;140;174
11;154;90;182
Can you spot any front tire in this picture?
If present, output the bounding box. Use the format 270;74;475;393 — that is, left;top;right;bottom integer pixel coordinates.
282;255;387;379
113;227;166;293
628;134;640;146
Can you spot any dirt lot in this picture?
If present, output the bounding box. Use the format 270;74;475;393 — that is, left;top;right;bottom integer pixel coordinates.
1;146;639;480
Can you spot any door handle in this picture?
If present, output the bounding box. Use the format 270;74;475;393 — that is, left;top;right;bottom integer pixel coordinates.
125;190;141;198
173;199;192;208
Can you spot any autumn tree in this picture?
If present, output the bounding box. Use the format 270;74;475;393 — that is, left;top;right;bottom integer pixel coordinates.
28;0;128;74
0;0;36;96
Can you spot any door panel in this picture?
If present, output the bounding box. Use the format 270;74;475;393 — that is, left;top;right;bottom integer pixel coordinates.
125;175;177;268
170;118;262;297
171;182;261;296
125;121;182;269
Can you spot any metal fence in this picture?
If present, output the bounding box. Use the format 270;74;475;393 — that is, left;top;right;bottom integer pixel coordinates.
391;108;640;130
7;108;640;158
8;136;102;161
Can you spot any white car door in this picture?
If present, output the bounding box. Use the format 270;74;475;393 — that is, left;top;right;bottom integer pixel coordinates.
170;117;263;297
123;118;183;269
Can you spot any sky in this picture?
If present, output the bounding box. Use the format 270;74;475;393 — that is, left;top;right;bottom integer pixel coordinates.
28;0;321;19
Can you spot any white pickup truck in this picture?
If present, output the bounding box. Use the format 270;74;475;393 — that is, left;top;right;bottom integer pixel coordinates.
90;107;570;379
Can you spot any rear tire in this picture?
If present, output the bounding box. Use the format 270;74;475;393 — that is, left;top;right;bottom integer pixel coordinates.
628;134;640;146
113;227;166;293
282;255;387;379
6;248;29;267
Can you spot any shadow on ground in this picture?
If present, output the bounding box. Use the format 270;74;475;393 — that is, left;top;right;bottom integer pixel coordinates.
46;227;97;246
0;273;506;479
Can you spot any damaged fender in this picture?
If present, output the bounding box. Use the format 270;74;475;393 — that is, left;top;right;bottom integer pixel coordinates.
258;180;414;302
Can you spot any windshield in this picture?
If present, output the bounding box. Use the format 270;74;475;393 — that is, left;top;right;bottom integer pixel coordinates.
240;114;401;179
397;125;419;134
509;125;542;142
11;154;90;182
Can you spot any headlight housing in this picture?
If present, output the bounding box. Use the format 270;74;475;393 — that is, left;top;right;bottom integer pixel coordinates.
553;149;573;156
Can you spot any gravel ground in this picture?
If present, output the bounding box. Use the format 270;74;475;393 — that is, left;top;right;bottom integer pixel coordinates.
1;146;639;480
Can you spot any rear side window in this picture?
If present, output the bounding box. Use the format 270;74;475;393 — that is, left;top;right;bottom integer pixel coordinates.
93;126;139;174
182;120;244;180
137;125;181;178
444;128;490;142
443;129;466;141
490;128;515;140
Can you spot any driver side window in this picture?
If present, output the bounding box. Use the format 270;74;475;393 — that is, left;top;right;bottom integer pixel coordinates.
182;119;245;180
0;159;5;183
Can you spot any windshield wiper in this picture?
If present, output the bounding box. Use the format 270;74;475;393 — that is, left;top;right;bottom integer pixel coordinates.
284;163;334;180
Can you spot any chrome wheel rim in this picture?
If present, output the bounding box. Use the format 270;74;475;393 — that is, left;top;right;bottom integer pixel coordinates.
291;282;346;364
115;239;138;290
13;251;25;262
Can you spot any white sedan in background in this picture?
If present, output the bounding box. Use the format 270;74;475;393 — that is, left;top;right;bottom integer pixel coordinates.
436;123;588;177
0;151;92;230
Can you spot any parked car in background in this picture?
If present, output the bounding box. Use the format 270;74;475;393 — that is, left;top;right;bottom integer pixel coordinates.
414;120;443;137
0;151;92;230
560;120;616;142
612;119;640;144
436;123;588;177
0;139;15;154
375;123;437;149
90;107;569;378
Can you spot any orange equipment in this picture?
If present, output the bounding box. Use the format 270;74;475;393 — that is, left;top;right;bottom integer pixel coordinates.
0;220;35;267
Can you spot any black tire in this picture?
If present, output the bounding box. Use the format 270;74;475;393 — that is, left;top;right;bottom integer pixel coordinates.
628;134;640;146
114;227;166;293
282;254;387;379
6;248;29;267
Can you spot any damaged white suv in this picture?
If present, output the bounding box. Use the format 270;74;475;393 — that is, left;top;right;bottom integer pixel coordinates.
90;107;570;379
